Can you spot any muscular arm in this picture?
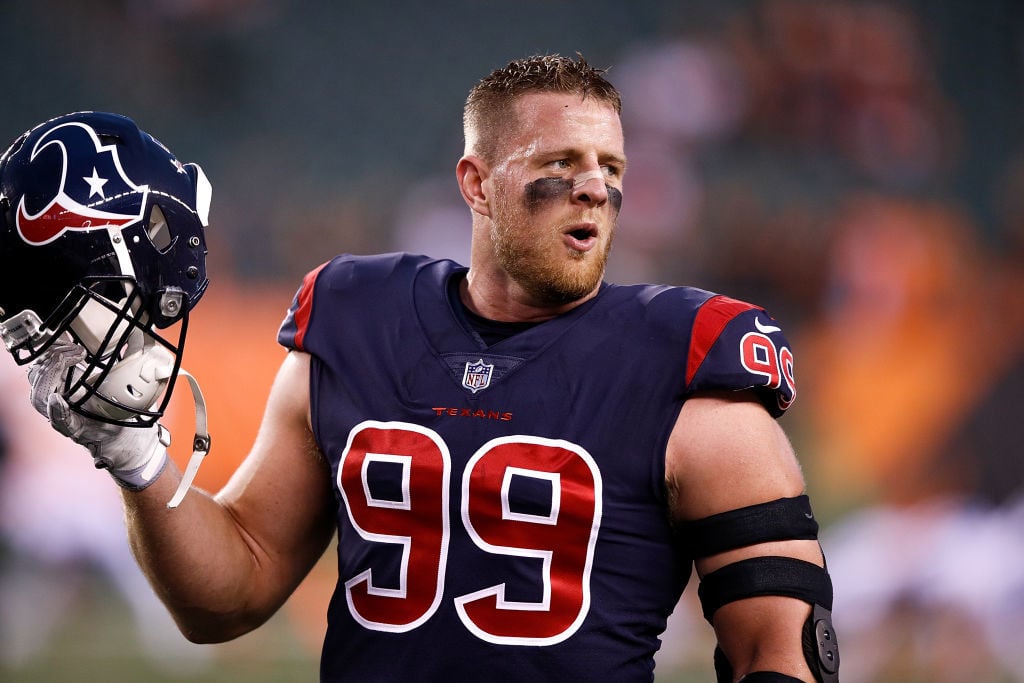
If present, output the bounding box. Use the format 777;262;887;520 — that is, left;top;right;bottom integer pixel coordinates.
122;351;337;643
666;390;824;682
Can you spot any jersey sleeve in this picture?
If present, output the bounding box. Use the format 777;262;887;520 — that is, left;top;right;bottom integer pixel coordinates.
277;260;329;352
684;294;796;417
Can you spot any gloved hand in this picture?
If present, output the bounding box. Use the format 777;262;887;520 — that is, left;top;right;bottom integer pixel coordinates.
27;339;169;491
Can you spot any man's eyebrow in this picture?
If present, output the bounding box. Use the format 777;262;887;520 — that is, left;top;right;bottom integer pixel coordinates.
602;153;628;169
534;146;579;159
534;147;628;167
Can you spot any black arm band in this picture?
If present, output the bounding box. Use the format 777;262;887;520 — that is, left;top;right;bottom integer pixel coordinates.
740;674;803;682
698;555;833;622
702;556;839;683
678;495;820;559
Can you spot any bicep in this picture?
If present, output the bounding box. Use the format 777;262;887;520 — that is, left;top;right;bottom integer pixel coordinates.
666;390;805;521
666;391;820;569
216;351;336;611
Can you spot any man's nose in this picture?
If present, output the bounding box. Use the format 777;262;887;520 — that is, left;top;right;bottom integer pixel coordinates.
571;169;608;206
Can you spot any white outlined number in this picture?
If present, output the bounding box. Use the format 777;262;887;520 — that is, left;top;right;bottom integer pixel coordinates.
740;332;796;409
338;421;602;645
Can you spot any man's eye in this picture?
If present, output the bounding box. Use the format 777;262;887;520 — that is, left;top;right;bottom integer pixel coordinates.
602;164;621;177
548;159;571;170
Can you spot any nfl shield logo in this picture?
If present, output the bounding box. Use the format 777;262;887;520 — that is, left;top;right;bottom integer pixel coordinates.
462;359;494;393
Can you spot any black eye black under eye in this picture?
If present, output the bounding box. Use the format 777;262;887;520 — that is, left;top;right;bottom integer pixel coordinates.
608;186;622;213
523;177;623;213
525;177;573;208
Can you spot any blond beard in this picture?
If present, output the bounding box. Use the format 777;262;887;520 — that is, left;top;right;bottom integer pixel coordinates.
490;190;613;306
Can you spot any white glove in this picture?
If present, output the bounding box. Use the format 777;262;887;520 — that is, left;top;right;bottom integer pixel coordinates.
27;340;169;491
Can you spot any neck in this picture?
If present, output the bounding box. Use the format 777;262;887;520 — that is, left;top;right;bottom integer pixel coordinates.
460;268;599;323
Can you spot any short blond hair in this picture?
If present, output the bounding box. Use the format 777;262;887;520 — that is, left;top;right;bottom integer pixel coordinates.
463;53;622;162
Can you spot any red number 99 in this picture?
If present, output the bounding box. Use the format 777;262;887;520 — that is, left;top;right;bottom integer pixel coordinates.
338;422;602;645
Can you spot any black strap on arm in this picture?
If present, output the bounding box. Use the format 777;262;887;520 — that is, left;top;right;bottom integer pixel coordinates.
677;495;820;559
698;555;833;622
681;496;838;682
700;556;839;683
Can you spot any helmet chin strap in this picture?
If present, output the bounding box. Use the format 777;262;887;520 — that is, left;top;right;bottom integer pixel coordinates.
165;367;210;509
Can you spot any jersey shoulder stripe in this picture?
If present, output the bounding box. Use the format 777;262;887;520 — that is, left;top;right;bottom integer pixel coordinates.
278;260;328;352
686;294;759;386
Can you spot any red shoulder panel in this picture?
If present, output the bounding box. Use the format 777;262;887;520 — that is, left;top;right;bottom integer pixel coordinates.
291;261;328;351
685;295;758;386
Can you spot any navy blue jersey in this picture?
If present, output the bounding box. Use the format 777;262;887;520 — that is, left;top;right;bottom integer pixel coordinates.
277;253;796;682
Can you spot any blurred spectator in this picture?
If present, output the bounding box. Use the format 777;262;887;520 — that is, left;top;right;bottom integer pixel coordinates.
797;193;1024;682
800;194;990;507
724;0;959;187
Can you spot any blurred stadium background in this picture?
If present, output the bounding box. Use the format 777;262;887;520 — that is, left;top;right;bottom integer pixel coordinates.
1;0;1023;681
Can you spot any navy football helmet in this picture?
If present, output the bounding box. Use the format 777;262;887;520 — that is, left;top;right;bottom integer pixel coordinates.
0;111;210;427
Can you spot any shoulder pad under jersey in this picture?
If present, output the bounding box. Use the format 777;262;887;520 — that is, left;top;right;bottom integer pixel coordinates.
685;294;796;417
277;252;435;352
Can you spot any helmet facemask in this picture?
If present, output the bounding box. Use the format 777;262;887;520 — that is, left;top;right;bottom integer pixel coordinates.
0;269;189;429
64;277;188;427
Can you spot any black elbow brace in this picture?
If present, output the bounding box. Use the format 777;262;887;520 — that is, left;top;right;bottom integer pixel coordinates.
678;496;840;683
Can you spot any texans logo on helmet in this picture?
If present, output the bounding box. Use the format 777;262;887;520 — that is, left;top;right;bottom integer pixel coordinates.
16;121;147;245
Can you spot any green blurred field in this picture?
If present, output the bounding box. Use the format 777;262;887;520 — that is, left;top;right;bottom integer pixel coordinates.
0;570;318;682
3;566;1016;682
0;565;714;682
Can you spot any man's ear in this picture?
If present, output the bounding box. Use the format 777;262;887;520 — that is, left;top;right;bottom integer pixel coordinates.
456;155;492;217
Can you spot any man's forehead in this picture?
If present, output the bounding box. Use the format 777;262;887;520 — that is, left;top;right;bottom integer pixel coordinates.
503;92;624;158
512;91;619;126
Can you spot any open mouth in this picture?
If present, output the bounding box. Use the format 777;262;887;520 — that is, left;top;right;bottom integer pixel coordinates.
564;223;598;250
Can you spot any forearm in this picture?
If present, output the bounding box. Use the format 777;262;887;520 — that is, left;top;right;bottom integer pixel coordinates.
121;462;277;643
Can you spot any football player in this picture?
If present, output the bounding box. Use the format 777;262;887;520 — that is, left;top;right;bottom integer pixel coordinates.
0;56;837;682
